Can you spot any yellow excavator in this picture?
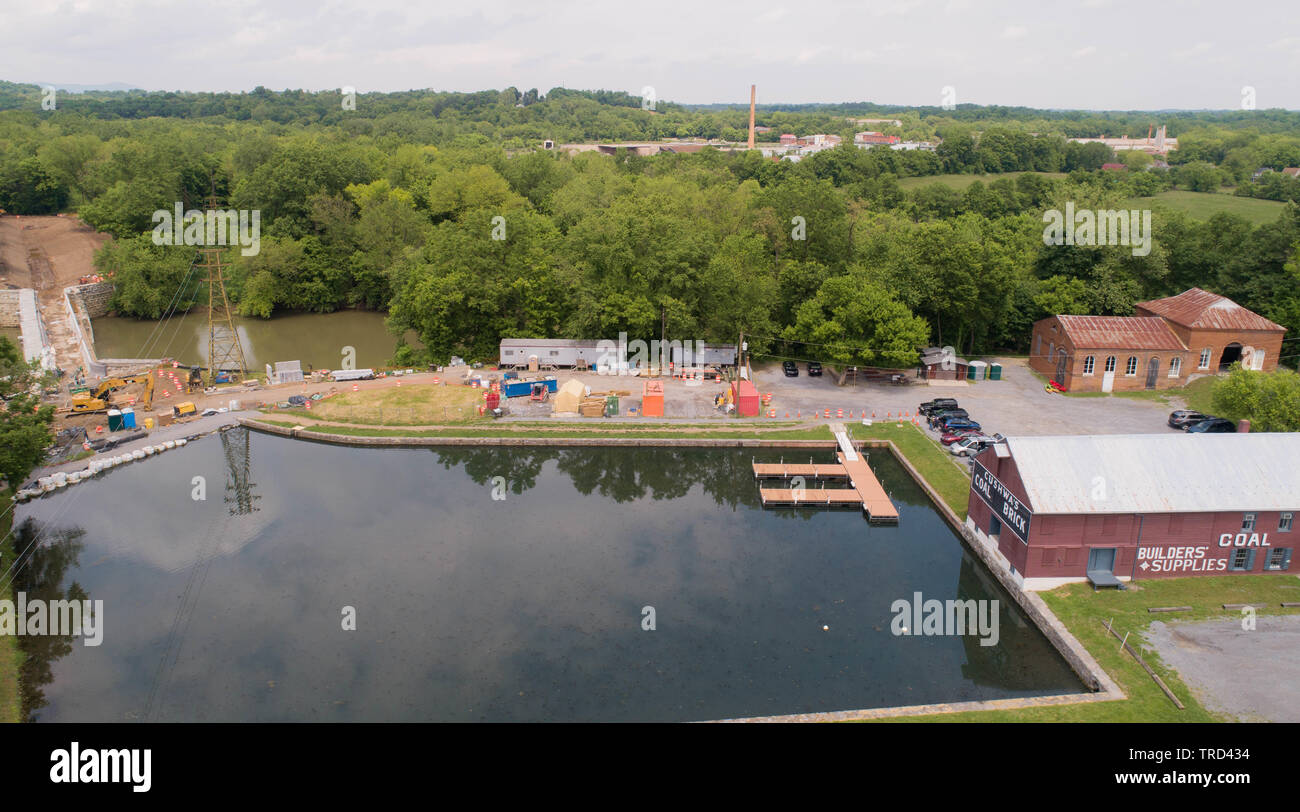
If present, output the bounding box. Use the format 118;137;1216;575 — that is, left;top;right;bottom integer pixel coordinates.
69;373;156;414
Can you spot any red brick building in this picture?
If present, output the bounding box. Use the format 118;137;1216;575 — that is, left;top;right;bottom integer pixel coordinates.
966;434;1298;591
1029;288;1285;393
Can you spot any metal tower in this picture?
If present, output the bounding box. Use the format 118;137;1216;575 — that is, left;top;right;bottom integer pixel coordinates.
198;246;247;386
221;426;260;516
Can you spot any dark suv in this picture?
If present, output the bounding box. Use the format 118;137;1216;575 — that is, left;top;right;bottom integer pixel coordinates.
1168;410;1208;429
782;360;798;377
807;361;822;376
1185;417;1236;433
920;398;959;416
928;408;969;427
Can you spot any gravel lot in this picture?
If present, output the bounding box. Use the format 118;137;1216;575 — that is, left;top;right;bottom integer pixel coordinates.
1144;615;1300;722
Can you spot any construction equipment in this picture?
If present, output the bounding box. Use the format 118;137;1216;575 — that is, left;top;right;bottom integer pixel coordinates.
530;383;549;402
68;373;155;414
187;368;204;393
172;401;198;420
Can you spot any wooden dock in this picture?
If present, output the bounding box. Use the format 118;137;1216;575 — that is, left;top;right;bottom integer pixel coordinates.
837;450;899;524
750;450;899;524
751;462;849;480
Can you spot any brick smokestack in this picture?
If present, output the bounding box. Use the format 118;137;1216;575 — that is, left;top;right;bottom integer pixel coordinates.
748;85;756;150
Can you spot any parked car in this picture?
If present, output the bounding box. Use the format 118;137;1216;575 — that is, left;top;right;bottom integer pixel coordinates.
938;417;982;433
1185;417;1236;433
950;437;996;457
928;408;969;426
807;361;822;376
919;398;959;416
782;361;798;377
1168;410;1209;429
940;429;983;445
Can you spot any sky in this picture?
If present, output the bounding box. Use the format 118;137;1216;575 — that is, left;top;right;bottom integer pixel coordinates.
5;0;1299;110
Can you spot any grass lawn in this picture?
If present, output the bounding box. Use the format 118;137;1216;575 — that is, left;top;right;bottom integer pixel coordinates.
891;576;1300;722
1125;190;1287;227
1179;375;1222;417
897;171;1066;191
257;417;839;441
0;491;21;723
279;384;489;425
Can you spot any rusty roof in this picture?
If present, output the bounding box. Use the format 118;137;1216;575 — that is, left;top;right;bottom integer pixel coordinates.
1005;433;1300;514
1135;288;1286;332
1052;315;1187;351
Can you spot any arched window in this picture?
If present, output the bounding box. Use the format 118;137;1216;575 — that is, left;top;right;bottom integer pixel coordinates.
1168;357;1182;378
1083;356;1095;375
1105;356;1116;373
1125;356;1137;376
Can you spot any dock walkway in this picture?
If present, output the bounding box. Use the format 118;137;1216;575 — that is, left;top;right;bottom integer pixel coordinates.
751;428;899;524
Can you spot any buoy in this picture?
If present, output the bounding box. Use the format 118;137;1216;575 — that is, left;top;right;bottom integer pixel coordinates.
823;625;829;631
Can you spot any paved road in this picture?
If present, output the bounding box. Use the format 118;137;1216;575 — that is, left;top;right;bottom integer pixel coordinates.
1144;615;1300;722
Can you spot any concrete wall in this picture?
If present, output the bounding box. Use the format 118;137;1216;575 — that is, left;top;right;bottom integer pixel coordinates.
64;283;160;379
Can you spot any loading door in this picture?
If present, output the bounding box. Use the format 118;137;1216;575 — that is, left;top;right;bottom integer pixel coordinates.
1087;547;1116;574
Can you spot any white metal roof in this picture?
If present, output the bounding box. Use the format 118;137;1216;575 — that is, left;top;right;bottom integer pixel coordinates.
1004;433;1300;514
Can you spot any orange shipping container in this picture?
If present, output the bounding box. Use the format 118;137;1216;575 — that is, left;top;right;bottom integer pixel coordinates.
731;379;760;417
641;380;664;417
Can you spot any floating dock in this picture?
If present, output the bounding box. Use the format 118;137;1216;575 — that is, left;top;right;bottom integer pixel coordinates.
752;431;899;524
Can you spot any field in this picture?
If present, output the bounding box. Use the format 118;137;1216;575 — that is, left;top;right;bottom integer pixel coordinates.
277;384;488;425
897;171;1067;191
1126;190;1287;226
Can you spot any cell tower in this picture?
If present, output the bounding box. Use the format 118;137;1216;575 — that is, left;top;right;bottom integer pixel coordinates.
221;426;260;516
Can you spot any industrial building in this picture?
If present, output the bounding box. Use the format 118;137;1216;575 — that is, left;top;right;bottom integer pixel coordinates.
499;338;736;371
966;433;1298;591
1029;288;1286;392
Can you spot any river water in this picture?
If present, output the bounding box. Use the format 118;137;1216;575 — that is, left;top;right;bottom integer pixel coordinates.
12;433;1082;722
90;310;415;371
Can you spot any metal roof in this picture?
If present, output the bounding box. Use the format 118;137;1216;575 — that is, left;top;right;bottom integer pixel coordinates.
1004;433;1300;514
1135;288;1285;332
1052;315;1186;351
500;338;606;348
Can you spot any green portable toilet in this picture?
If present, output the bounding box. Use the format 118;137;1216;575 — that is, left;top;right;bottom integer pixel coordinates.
107;409;124;431
989;362;1002;380
604;395;619;417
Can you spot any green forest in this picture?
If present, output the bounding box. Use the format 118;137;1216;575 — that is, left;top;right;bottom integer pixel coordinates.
3;81;1300;369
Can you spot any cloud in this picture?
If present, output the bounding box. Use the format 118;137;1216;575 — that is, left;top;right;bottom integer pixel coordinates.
1002;25;1028;40
1073;46;1097;58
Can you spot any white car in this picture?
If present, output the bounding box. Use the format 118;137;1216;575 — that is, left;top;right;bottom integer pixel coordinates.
949;436;994;456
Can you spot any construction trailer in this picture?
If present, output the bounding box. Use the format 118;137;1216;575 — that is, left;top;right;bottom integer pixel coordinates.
330;369;375;382
669;343;738;368
500;339;605;370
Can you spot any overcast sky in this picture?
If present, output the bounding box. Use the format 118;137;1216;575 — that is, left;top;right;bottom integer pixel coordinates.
6;0;1298;110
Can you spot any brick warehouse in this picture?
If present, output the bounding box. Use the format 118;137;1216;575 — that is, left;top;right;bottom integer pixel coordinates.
1029;288;1285;393
966;434;1298;591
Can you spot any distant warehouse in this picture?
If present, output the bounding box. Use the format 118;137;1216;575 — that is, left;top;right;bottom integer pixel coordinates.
966;433;1298;591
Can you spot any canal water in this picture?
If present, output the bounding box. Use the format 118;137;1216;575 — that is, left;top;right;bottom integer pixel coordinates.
12;434;1082;722
90;310;416;371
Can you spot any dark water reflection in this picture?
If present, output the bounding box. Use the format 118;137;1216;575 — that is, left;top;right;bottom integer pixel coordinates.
15;435;1082;721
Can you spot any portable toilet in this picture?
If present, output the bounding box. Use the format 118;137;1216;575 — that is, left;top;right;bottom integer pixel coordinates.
121;407;137;429
604;395;619;417
107;409;124;432
989;362;1002;381
641;380;664;417
968;360;988;381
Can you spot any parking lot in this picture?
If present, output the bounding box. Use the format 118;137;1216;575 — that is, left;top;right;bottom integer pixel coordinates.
749;357;1184;437
496;357;1186;436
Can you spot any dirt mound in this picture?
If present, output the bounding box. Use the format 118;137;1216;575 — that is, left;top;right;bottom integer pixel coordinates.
0;214;110;289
